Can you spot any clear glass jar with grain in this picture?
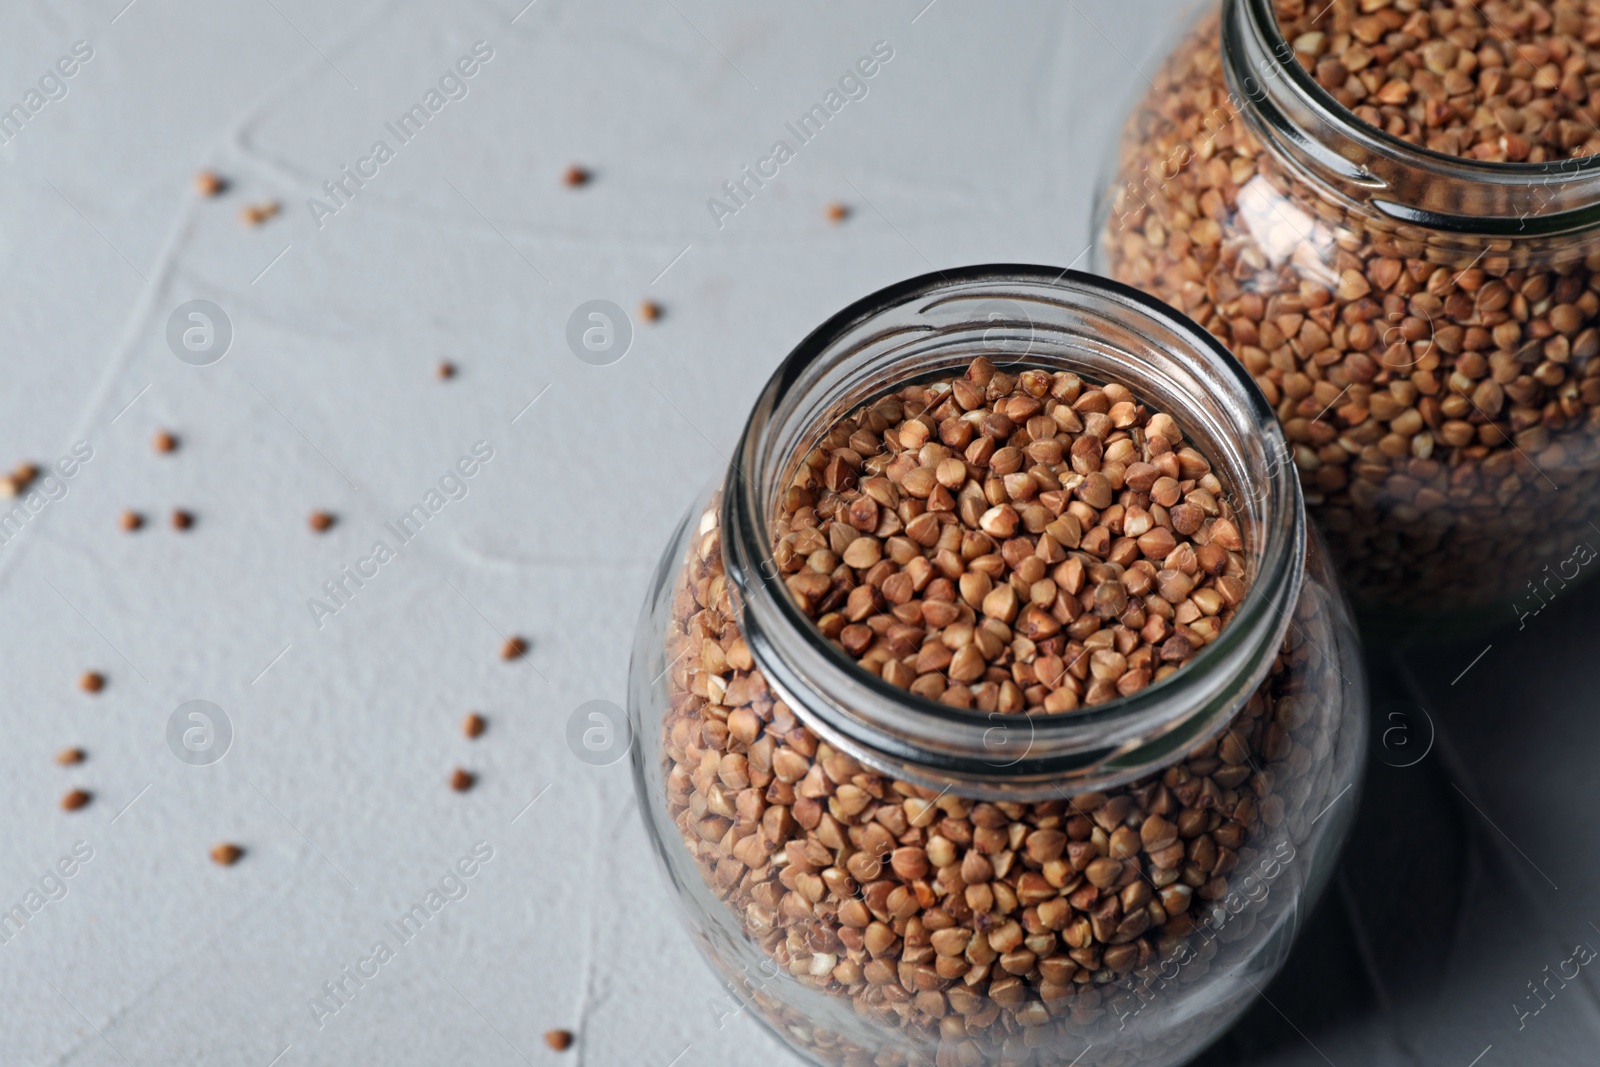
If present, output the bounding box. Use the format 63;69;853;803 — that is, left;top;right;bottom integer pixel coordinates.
1096;0;1600;626
629;268;1367;1067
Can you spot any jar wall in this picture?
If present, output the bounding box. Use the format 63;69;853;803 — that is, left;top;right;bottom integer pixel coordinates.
629;476;1365;1067
1095;4;1600;623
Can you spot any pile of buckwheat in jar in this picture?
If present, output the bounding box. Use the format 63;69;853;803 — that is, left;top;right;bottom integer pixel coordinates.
657;358;1336;1063
1278;0;1600;161
1103;0;1600;614
771;357;1249;714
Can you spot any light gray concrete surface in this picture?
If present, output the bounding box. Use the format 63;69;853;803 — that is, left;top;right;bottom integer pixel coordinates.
1;2;1594;1066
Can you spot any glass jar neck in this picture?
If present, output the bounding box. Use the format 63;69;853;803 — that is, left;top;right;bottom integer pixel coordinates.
1225;0;1600;236
720;266;1307;800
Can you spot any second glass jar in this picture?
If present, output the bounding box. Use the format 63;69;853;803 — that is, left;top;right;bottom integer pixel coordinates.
1096;0;1600;625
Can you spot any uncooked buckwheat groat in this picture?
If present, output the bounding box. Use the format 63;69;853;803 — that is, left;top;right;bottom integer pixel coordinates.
771;357;1250;714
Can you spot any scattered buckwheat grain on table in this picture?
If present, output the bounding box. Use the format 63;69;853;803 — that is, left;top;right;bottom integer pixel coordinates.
193;170;225;197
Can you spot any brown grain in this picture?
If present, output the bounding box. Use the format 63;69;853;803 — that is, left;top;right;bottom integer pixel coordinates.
153;429;177;453
119;510;143;532
450;768;475;792
462;712;486;738
544;1029;574;1051
241;202;280;226
171;509;194;530
55;748;85;765
79;671;104;693
501;636;527;661
61;789;90;811
210;843;243;865
194;171;225;197
309;511;335;533
563;165;590;187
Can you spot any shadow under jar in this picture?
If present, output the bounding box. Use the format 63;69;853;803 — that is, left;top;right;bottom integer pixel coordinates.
1096;0;1600;628
629;268;1367;1067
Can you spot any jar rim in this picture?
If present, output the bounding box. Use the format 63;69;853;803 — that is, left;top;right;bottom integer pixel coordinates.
1230;0;1600;235
721;265;1308;798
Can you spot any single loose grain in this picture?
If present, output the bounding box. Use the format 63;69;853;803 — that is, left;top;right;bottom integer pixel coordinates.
211;843;243;865
119;510;143;532
172;509;194;531
462;712;486;739
501;636;527;661
544;1029;574;1051
80;671;104;694
639;300;662;323
771;356;1249;714
241;201;279;226
3;462;39;498
61;789;90;811
153;430;177;453
437;360;457;379
563;165;591;187
309;511;335;533
194;171;225;197
450;768;475;792
825;201;850;223
56;748;85;765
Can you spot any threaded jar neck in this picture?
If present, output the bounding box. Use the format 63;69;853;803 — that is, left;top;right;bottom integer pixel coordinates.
720;266;1307;800
1224;0;1600;236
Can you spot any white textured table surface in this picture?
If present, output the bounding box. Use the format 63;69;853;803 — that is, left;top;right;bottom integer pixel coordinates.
2;3;1595;1066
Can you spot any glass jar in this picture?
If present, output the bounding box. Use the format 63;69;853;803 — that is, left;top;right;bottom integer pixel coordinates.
1095;0;1600;626
628;268;1366;1067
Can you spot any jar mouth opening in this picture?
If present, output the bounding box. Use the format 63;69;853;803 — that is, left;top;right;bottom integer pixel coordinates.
722;266;1307;794
1233;0;1600;234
